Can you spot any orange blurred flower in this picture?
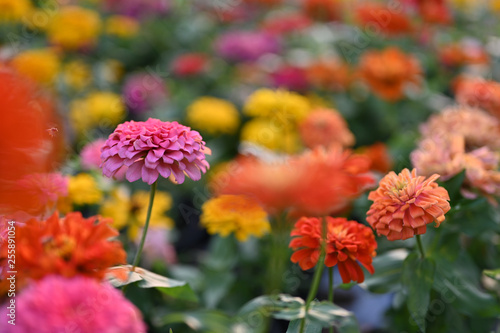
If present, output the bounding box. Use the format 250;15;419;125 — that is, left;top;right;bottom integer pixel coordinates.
438;42;490;68
289;217;377;283
357;142;393;174
355;2;413;36
288;146;375;217
299;108;355;149
0;212;126;294
416;0;452;25
462;147;500;201
261;11;311;35
302;0;342;21
0;68;65;217
454;77;500;120
367;169;450;241
357;47;421;101
306;58;350;91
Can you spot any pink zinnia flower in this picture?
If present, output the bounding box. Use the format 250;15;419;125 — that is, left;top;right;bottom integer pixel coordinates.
0;275;146;333
81;139;107;170
101;118;211;185
17;173;68;216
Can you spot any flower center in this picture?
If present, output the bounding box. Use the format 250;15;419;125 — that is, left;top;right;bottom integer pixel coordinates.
43;235;76;260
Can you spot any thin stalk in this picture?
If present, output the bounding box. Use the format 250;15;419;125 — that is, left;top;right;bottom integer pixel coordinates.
416;234;426;259
328;267;334;333
123;181;157;293
299;217;327;333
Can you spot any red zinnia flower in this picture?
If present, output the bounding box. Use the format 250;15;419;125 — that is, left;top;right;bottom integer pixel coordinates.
101;118;211;185
355;2;413;36
366;169;450;241
290;217;377;283
0;212;126;295
171;53;209;77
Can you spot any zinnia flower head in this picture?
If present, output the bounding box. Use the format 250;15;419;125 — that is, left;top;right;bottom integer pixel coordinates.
105;15;140;38
270;65;309;92
240;118;302;154
46;6;102;50
356;142;393;174
0;212;126;294
101;118;211;185
261;12;311;35
215;30;281;62
122;72;168;114
366;169;451;241
0;0;31;22
357;47;421;101
462;147;500;200
454;77;500;120
355;2;413;36
103;0;170;18
201;195;270;241
68;173;103;206
302;0;342;21
10;48;60;85
299;108;355;149
186;97;240;135
306;58;350;91
171;53;210;77
80;139;107;170
0;275;146;333
420;106;500;150
290;217;377;283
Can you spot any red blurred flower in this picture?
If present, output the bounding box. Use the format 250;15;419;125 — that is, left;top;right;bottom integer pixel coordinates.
355;2;413;36
306;58;350;91
0;212;126;295
290;217;377;283
171;53;209;77
261;12;311;35
357;47;421;101
289;147;375;217
270;65;309;92
416;0;452;25
438;42;489;68
303;0;342;22
0;68;65;216
366;169;450;241
299;108;355;149
356;142;393;174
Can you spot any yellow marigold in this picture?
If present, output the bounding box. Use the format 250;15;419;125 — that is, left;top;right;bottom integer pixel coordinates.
186;97;240;135
46;6;101;50
244;88;311;125
63;60;92;90
99;188;174;239
0;0;31;22
70;91;125;135
68;173;103;205
201;195;270;241
105;15;139;38
10;48;60;85
240;118;301;153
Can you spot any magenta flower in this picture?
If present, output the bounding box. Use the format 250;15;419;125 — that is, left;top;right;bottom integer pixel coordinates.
122;73;168;114
101;118;211;185
0;275;146;333
81;139;107;170
214;30;281;62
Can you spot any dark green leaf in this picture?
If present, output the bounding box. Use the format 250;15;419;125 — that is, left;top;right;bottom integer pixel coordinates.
362;249;408;293
439;170;465;204
286;319;322;333
402;253;436;332
162;310;232;333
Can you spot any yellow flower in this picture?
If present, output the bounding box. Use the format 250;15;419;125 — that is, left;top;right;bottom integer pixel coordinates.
244;89;311;125
63;60;92;90
0;0;31;22
186;97;240;135
105;15;139;38
99;188;174;239
201;195;270;241
100;187;130;230
68;173;103;205
240;118;301;154
70;91;125;135
46;6;101;50
10;48;60;85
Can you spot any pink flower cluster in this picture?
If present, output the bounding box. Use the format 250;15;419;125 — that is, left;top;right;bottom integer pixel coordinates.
101;118;211;185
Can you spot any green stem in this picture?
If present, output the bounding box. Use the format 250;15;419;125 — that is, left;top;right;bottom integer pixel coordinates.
123;181;157;293
299;217;327;333
416;234;425;259
328;267;334;333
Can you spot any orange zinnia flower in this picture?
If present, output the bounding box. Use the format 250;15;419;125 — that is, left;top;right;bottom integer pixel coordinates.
356;142;393;174
290;217;377;283
302;0;342;22
0;212;126;294
306;58;350;91
289;146;375;217
355;2;413;36
366;169;450;241
299;108;355;149
357;47;421;102
454;77;500;120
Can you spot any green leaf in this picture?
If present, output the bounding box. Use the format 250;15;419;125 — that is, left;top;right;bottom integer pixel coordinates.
361;249;408;293
402;253;436;332
286;319;322;333
162;310;233;333
307;302;360;333
447;197;500;236
238;294;305;321
439;170;465;204
483;269;500;281
105;265;199;303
